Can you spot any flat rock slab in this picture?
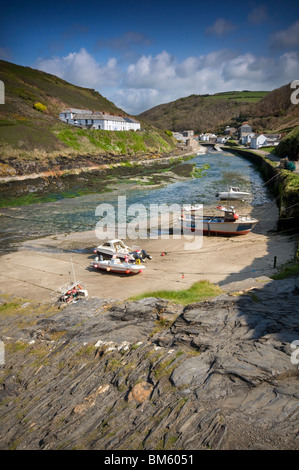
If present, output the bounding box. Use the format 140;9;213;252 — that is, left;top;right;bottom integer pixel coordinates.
0;278;298;450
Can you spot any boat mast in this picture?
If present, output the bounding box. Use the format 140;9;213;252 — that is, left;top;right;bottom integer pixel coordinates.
71;257;76;284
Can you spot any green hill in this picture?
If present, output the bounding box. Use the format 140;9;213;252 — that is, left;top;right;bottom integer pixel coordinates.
138;85;299;135
0;60;176;172
1;59;299;175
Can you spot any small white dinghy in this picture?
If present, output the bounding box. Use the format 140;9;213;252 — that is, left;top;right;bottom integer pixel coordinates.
91;255;146;275
215;186;251;200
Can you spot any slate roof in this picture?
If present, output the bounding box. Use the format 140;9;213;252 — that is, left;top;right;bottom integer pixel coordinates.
60;108;139;124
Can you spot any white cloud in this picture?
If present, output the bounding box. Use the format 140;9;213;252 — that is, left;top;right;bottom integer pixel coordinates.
206;18;237;36
35;47;299;115
125;51;176;89
36;48;119;89
248;5;268;25
115;50;299;114
270;20;299;48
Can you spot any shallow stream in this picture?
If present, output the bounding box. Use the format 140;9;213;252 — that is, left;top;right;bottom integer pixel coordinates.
0;150;273;252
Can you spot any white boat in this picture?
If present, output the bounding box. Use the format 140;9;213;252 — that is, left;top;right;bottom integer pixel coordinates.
94;239;152;262
182;204;203;212
215;187;251;200
180;205;258;236
91;256;146;275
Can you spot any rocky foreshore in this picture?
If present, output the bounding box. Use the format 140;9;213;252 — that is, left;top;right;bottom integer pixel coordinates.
0;276;298;450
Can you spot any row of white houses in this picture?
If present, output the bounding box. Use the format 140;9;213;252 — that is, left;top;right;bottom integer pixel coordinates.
59;108;141;131
240;132;281;148
198;122;281;149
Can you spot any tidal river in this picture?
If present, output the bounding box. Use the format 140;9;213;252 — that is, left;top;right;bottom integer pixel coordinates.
0;150;273;252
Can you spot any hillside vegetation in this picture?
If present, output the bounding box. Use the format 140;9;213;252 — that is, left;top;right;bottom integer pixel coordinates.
1;59;299;173
138;85;299;136
0;60;176;169
275;126;299;160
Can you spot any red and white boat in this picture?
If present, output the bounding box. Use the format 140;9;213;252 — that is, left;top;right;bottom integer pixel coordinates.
180;205;258;236
91;255;145;275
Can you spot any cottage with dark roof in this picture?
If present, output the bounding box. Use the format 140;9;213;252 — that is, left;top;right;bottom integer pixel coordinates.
238;122;252;139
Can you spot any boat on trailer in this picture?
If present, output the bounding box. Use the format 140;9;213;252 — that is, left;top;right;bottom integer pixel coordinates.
180;205;258;236
91;255;146;275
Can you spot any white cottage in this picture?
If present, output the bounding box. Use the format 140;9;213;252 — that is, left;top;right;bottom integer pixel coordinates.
250;134;267;149
238;123;252;139
241;132;255;145
199;133;217;142
59;108;140;131
59;108;92;123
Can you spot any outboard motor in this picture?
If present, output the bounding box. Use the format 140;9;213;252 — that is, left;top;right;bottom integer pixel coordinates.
141;249;152;260
129;249;152;261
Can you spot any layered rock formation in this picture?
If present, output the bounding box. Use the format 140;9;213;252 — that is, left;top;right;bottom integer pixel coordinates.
0;278;298;450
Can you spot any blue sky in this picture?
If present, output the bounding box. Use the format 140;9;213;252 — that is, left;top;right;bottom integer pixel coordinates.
1;0;299;114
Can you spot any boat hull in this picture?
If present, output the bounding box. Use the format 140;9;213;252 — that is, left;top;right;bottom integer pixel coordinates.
216;187;251;200
91;260;145;274
181;216;258;236
95;249;135;261
218;193;250;200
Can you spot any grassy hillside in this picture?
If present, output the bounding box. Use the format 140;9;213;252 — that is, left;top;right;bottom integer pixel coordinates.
275;126;299;160
138;85;299;135
0;60;176;167
137;91;268;134
1;59;298;174
250;84;299;132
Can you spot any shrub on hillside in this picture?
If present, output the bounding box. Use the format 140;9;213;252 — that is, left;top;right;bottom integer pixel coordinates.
164;130;173;137
225;138;239;147
275;126;299;161
33;102;47;113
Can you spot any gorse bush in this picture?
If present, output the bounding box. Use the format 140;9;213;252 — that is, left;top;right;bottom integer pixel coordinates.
33;102;47;113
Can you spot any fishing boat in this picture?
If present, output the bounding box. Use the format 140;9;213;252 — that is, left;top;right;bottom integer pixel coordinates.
215;187;251;200
180;205;258;236
91;255;146;275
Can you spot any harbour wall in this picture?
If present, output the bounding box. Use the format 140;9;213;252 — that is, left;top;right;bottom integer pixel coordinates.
222;146;299;233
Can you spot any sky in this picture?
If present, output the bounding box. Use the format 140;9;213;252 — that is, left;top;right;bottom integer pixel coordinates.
1;0;299;115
